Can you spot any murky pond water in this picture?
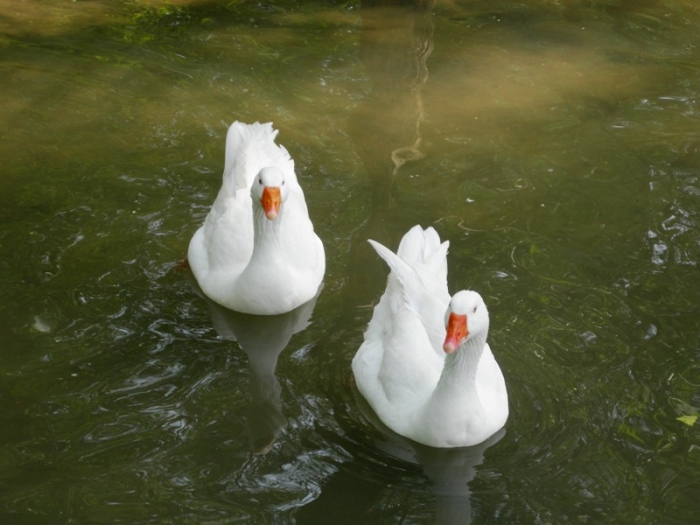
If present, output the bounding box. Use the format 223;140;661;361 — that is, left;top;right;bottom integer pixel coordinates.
2;0;699;523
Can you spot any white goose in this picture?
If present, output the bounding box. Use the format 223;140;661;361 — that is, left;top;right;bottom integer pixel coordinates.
188;121;325;315
352;225;508;448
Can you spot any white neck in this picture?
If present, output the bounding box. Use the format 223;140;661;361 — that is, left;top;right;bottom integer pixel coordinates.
433;332;487;399
252;205;283;247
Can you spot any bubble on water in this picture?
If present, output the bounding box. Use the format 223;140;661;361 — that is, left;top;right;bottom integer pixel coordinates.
32;316;51;333
580;331;597;345
651;242;668;265
644;324;658;340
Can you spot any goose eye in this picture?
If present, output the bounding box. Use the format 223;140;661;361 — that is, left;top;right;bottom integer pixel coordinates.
472;306;477;314
282;180;285;185
258;178;262;185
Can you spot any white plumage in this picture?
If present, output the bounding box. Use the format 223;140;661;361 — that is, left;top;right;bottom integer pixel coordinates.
188;121;325;315
352;225;508;448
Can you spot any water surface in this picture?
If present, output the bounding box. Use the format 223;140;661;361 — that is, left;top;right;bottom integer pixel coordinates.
1;1;699;523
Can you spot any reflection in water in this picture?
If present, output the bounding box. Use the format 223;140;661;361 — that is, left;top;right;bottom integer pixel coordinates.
350;0;435;180
192;280;320;454
347;0;435;305
356;392;504;525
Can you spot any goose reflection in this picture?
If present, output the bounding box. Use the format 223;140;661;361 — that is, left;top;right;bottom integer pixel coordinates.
355;391;505;525
192;281;320;454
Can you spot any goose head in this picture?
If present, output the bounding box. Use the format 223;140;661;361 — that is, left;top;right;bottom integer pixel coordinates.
442;290;489;354
252;167;289;220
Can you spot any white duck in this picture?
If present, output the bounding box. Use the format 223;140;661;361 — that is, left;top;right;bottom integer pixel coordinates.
188;121;325;315
352;225;508;448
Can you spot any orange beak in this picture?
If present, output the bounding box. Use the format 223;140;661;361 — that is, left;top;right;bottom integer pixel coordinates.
261;186;281;220
443;312;468;354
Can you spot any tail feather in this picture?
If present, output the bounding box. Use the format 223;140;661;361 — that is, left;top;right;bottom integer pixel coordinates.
369;225;449;313
369;226;452;354
368;239;417;291
396;225;449;283
223;121;293;193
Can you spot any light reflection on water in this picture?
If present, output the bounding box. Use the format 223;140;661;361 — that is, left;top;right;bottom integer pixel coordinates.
1;0;699;523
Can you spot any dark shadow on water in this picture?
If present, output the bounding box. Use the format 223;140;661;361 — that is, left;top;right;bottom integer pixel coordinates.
191;278;321;454
356;391;506;525
297;388;505;525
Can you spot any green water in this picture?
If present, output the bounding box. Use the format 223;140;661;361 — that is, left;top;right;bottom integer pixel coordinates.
1;0;699;523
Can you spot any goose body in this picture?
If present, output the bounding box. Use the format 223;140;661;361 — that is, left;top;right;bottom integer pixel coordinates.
188;121;325;315
352;225;508;448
